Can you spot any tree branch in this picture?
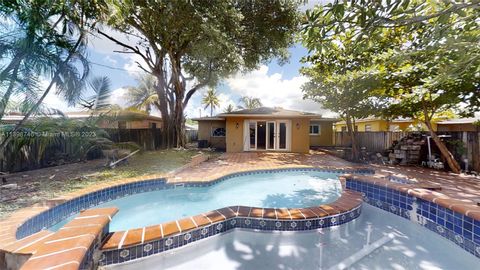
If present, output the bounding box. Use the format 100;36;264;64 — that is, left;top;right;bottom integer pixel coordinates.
97;29;154;70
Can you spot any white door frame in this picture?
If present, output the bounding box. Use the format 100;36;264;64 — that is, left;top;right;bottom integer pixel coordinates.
243;119;291;151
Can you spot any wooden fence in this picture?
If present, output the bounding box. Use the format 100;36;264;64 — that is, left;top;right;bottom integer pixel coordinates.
106;128;162;151
1;128;165;173
334;131;480;172
334;132;409;152
185;130;198;143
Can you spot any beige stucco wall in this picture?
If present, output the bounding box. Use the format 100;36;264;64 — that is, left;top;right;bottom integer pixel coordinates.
335;120;389;132
197;120;226;149
226;117;245;152
309;121;334;146
290;118;310;153
224;117;311;153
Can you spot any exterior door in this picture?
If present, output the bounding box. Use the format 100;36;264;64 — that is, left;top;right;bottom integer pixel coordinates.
266;121;276;150
243;120;291;151
277;120;290;151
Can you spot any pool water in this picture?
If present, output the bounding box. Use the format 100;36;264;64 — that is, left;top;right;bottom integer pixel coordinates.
50;171;342;231
107;204;480;270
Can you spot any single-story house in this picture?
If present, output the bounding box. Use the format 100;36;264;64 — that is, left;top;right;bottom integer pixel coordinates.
334;117;438;132
1;111;163;130
436;118;480;132
66;111;163;129
193;107;337;153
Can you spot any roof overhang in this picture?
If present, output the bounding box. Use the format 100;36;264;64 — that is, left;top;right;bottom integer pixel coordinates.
217;114;320;118
310;118;339;122
192;117;225;121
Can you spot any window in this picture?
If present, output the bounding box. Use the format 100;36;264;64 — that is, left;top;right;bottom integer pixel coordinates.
389;125;400;132
118;121;127;129
211;127;226;137
150;122;157;129
309;124;320;135
354;125;358;132
341;126;347;132
365;124;372;132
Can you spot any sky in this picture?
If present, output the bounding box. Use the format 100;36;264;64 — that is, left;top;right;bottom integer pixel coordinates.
43;0;335;118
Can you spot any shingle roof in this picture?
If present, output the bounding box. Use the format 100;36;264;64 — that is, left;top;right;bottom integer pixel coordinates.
437;118;479;125
217;107;321;117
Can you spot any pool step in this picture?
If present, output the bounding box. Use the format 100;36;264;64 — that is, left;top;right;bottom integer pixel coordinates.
19;207;118;270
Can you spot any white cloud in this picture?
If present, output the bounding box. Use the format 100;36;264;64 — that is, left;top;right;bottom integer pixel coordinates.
225;65;333;116
104;55;118;67
109;87;129;108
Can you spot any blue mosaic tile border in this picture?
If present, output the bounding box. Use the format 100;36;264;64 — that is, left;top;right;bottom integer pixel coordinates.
16;167;373;240
99;205;362;266
346;179;480;259
16;178;168;239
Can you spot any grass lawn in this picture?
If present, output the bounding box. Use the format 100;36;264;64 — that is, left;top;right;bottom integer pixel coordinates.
0;149;217;219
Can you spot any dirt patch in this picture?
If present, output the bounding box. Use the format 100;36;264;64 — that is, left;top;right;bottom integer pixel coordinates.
0;149;213;219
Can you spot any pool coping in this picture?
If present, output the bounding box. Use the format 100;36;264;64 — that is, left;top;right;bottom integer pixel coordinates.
344;174;480;258
0;165;372;269
100;189;364;251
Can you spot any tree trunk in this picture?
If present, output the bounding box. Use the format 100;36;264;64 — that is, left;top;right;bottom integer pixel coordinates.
424;120;462;173
153;70;174;148
345;114;360;161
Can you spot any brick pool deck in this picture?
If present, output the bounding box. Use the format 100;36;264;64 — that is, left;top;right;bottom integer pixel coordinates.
1;150;480;269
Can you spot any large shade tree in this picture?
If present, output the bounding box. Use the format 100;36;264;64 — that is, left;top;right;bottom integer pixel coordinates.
99;0;300;147
301;28;399;160
302;0;480;172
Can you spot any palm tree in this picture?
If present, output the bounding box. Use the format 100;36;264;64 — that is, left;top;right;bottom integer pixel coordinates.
80;76;113;111
224;104;235;113
0;0;106;149
126;75;158;114
202;88;220;117
238;96;263;109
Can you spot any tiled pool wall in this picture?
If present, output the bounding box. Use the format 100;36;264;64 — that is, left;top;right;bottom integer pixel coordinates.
80;223;111;270
16;178;168;239
99;205;362;265
345;179;480;258
16;167;374;240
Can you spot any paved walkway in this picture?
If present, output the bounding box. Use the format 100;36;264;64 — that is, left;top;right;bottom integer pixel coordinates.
171;151;358;182
372;164;480;204
171;151;480;204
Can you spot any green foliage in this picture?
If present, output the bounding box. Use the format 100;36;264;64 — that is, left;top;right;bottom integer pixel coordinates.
238;96;263;110
0;0;108;120
202;88;220;117
80;76;113;111
102;0;300;146
302;0;479;170
224;104;235;113
126;74;159;114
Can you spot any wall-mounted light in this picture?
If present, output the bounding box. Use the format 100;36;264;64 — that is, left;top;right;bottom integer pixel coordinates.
296;122;300;129
236;122;239;129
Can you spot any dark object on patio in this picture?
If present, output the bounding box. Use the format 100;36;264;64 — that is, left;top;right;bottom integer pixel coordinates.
198;140;208;148
1;171;6;184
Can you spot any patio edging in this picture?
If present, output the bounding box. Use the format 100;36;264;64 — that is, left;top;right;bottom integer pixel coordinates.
345;175;480;258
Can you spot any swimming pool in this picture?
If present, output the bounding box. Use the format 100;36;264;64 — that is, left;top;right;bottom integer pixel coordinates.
107;204;480;270
50;170;343;231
